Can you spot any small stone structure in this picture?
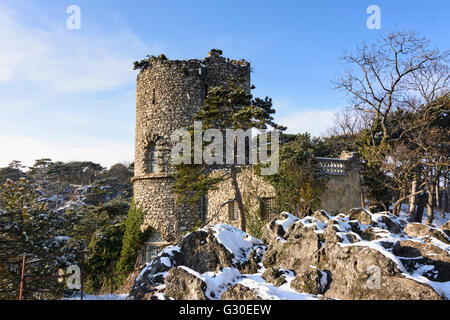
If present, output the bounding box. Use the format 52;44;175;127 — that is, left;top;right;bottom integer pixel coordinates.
132;50;362;263
316;151;362;214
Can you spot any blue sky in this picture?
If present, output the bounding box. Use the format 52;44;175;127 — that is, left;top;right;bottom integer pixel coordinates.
0;0;449;168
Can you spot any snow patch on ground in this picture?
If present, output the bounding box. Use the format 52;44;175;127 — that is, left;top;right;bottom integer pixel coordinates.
64;294;128;300
236;274;318;300
397;204;449;228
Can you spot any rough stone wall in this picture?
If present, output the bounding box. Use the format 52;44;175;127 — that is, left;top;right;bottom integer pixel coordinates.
318;152;362;214
206;152;362;226
133;50;251;242
207;169;276;228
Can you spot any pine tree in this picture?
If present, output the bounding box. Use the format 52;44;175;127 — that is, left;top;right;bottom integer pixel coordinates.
115;200;150;280
0;178;81;299
173;82;285;232
259;133;329;217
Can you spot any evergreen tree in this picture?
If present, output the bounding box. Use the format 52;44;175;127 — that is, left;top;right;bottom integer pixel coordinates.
115;200;150;280
0;178;81;299
83;222;125;294
259;133;329;217
173;82;285;231
0;162;25;184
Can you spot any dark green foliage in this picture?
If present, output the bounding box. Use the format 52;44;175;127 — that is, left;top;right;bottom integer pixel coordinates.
83;222;126;294
26;160;105;189
133;54;167;70
259;133;328;217
73;198;129;246
0;167;25;184
0;158;134;298
108;163;133;184
244;196;267;239
356;120;393;211
319;135;359;158
115;200;150;279
173;82;285;231
91;198;130;219
83;177;132;206
0;179;82;299
133;58;151;70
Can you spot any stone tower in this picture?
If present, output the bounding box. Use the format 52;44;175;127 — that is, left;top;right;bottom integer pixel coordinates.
132;49;251;244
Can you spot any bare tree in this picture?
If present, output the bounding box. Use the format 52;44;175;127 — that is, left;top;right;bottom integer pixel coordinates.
334;31;449;220
334;31;445;139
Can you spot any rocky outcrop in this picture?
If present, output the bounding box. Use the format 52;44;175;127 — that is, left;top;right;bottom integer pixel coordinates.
262;267;294;287
127;224;262;300
404;223;450;244
164;267;209;300
441;221;450;238
221;284;262;300
178;229;235;273
290;266;327;295
128;210;449;300
127;245;182;300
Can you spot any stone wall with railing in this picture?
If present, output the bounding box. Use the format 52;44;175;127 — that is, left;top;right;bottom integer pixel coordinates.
205;151;362;227
316;151;362;213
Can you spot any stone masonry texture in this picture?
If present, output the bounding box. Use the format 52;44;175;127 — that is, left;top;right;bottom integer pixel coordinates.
133;50;250;242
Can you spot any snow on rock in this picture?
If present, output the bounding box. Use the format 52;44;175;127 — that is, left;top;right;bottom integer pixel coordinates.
207;223;262;263
275;212;299;233
135;245;181;283
234;274;318;300
129;209;449;300
179;266;242;299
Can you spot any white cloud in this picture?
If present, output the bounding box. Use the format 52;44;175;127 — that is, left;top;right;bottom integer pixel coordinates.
0;5;157;93
0;4;147;168
0;135;133;169
275;110;335;137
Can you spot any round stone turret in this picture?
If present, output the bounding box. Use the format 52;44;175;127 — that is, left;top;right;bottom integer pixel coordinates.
133;50;251;243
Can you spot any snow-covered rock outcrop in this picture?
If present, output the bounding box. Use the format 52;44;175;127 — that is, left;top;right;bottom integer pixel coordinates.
127;209;450;300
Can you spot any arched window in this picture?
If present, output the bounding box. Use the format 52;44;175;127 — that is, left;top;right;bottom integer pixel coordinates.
147;143;158;173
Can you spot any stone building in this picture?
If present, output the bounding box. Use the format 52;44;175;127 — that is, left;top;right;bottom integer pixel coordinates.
207;151;362;229
132;50;251;263
132;50;362;264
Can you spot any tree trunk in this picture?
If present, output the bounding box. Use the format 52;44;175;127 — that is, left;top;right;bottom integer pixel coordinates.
408;179;417;219
360;190;365;209
445;172;449;216
230;165;246;232
393;188;423;218
392;201;400;216
413;192;426;223
426;186;434;225
435;182;440;211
